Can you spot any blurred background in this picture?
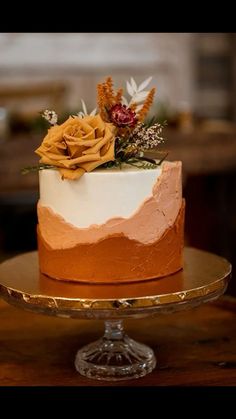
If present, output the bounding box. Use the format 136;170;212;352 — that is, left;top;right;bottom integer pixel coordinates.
0;33;235;294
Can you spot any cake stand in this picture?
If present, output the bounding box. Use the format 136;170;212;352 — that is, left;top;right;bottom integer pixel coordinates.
0;247;231;381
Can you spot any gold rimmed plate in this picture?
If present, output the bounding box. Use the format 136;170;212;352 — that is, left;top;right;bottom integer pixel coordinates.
0;247;231;319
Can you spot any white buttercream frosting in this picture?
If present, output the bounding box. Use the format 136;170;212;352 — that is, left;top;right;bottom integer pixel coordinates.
39;165;162;228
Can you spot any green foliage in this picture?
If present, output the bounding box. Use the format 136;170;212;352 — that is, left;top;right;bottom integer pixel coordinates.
21;164;55;175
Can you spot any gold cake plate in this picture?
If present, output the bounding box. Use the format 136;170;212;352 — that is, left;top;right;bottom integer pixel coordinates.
0;247;232;381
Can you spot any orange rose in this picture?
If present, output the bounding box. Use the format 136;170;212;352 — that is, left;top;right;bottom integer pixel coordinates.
35;114;116;180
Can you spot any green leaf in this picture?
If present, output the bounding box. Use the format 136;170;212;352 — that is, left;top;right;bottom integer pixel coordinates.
21;164;55;175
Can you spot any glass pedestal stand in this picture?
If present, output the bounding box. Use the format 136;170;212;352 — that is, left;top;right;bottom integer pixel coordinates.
75;320;156;380
0;248;231;381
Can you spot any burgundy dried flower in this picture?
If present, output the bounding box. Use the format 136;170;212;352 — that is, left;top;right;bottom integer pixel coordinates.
109;104;137;127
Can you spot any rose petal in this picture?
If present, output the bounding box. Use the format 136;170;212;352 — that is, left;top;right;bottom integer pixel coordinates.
63;125;84;138
64;136;102;148
39;156;68;168
59;167;85;180
82;130;112;155
80;139;115;172
85;114;105;137
61;153;100;168
65;142;86;158
76;117;96;134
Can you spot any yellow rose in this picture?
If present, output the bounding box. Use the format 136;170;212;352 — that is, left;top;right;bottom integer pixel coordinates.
35;114;116;180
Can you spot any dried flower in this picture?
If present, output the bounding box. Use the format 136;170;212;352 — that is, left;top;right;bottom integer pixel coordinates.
137;88;156;122
109;104;137;128
35;115;116;180
97;83;109;121
115;88;123;103
129;122;164;150
41;109;58;125
97;76;117;120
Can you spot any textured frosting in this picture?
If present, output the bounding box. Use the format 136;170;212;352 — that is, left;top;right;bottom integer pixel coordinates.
37;201;185;283
38;161;182;248
39;165;162;228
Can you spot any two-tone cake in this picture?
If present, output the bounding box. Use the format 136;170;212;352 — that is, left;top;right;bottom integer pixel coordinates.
33;76;185;283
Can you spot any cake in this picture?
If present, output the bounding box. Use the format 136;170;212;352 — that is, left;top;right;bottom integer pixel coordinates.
31;76;184;283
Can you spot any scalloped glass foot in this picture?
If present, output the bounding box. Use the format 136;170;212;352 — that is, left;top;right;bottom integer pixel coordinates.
75;320;156;381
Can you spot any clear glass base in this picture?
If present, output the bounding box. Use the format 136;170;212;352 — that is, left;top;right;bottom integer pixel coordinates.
75;320;156;381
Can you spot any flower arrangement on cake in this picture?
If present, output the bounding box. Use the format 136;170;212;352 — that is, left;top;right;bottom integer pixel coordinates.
23;76;167;180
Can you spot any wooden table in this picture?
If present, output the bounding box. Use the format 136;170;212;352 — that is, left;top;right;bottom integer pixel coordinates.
0;296;236;386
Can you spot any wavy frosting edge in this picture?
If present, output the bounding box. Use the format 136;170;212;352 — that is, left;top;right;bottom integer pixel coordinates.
38;161;182;249
38;201;185;283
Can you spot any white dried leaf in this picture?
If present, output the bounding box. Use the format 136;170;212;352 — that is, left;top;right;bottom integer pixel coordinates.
131;91;149;104
138;76;152;92
81;99;88;115
121;96;129;106
90;107;97;116
130;77;137;92
126;81;134;97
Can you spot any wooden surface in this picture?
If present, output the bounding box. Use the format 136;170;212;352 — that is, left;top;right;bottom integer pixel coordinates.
0;296;236;386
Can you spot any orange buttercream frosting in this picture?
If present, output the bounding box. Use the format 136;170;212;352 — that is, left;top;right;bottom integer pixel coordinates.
35;114;116;180
37;201;185;283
